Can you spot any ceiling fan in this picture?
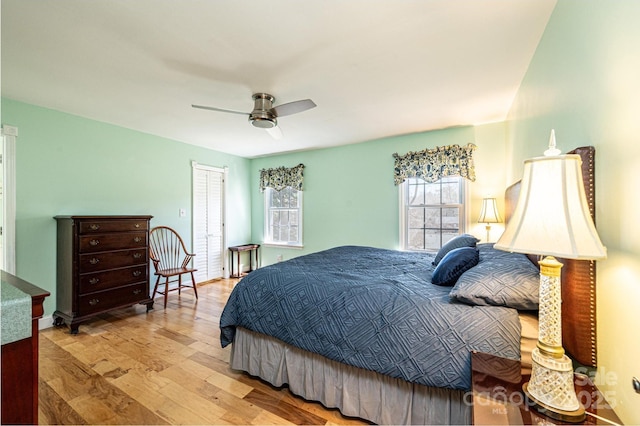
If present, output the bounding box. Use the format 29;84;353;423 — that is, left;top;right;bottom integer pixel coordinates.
192;93;316;139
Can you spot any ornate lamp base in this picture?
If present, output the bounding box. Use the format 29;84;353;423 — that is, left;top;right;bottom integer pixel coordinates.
484;224;492;243
523;348;586;423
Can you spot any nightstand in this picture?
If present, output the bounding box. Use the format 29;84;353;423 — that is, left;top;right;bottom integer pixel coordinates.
471;351;621;425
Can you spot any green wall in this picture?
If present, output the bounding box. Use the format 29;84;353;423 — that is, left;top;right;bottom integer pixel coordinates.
505;1;640;423
1;98;252;317
250;123;507;265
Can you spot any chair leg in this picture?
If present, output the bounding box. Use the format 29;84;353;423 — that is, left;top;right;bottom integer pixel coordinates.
178;274;182;295
191;272;198;299
152;275;161;300
164;276;169;309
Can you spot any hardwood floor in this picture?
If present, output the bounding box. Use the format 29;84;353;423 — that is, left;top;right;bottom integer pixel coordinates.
38;279;369;425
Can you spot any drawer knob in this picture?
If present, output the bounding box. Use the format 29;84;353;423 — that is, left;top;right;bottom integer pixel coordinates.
134;237;142;243
132;270;142;277
135;223;141;228
89;257;100;265
89;277;100;285
133;289;142;295
89;239;100;246
133;252;142;259
89;298;100;306
89;224;101;230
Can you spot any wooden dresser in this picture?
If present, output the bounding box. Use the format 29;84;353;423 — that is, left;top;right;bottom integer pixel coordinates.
53;215;154;334
1;271;50;425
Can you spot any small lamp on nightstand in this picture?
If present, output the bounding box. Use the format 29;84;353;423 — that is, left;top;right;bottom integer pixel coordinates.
494;130;607;423
478;198;502;242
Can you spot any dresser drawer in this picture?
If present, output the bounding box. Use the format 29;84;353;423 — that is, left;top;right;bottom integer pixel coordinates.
79;266;148;294
79;249;147;273
79;232;147;253
78;283;148;316
79;219;149;234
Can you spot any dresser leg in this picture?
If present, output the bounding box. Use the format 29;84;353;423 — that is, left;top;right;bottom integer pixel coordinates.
53;315;65;327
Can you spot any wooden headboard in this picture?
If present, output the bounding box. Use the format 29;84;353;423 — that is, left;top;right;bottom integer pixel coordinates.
504;146;597;367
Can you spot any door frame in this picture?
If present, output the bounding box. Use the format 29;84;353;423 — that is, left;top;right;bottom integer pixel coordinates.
1;125;17;274
191;161;228;279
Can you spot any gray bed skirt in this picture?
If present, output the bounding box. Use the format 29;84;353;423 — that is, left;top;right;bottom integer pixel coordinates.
230;327;472;425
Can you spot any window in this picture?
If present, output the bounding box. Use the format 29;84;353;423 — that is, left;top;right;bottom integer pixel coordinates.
400;176;466;251
264;186;303;246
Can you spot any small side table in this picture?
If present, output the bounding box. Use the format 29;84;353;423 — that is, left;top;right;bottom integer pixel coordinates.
471;351;621;425
229;244;260;278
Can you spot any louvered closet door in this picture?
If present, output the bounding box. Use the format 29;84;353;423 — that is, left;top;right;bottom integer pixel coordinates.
193;165;225;282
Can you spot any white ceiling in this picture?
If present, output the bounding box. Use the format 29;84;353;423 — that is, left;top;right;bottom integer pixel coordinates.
1;0;556;158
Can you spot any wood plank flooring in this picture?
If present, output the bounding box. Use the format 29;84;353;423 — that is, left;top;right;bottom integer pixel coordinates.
38;278;369;425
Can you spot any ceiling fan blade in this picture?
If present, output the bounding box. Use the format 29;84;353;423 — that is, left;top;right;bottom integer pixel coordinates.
265;125;283;140
191;104;249;116
271;99;316;117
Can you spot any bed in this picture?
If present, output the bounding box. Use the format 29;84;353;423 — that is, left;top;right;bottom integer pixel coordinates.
219;146;598;425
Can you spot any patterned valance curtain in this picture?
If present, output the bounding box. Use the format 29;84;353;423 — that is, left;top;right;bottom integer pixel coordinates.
259;163;305;192
392;143;477;185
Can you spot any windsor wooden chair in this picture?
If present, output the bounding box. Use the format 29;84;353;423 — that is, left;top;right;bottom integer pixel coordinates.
149;226;198;309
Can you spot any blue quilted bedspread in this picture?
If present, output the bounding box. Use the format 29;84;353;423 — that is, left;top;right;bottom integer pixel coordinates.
220;246;521;390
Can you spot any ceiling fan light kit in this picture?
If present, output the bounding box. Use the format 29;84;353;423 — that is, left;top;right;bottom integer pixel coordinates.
192;92;316;138
250;93;277;128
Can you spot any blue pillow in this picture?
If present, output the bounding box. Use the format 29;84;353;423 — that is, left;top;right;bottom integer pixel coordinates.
431;247;480;287
433;234;479;266
449;244;540;310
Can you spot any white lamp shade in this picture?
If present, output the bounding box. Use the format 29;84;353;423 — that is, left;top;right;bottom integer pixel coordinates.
478;198;502;224
494;154;606;260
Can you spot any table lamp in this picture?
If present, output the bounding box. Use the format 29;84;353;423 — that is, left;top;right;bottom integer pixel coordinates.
494;130;606;422
477;198;502;242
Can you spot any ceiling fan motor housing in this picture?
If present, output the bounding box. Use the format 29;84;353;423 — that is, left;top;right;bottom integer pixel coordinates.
250;93;277;128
